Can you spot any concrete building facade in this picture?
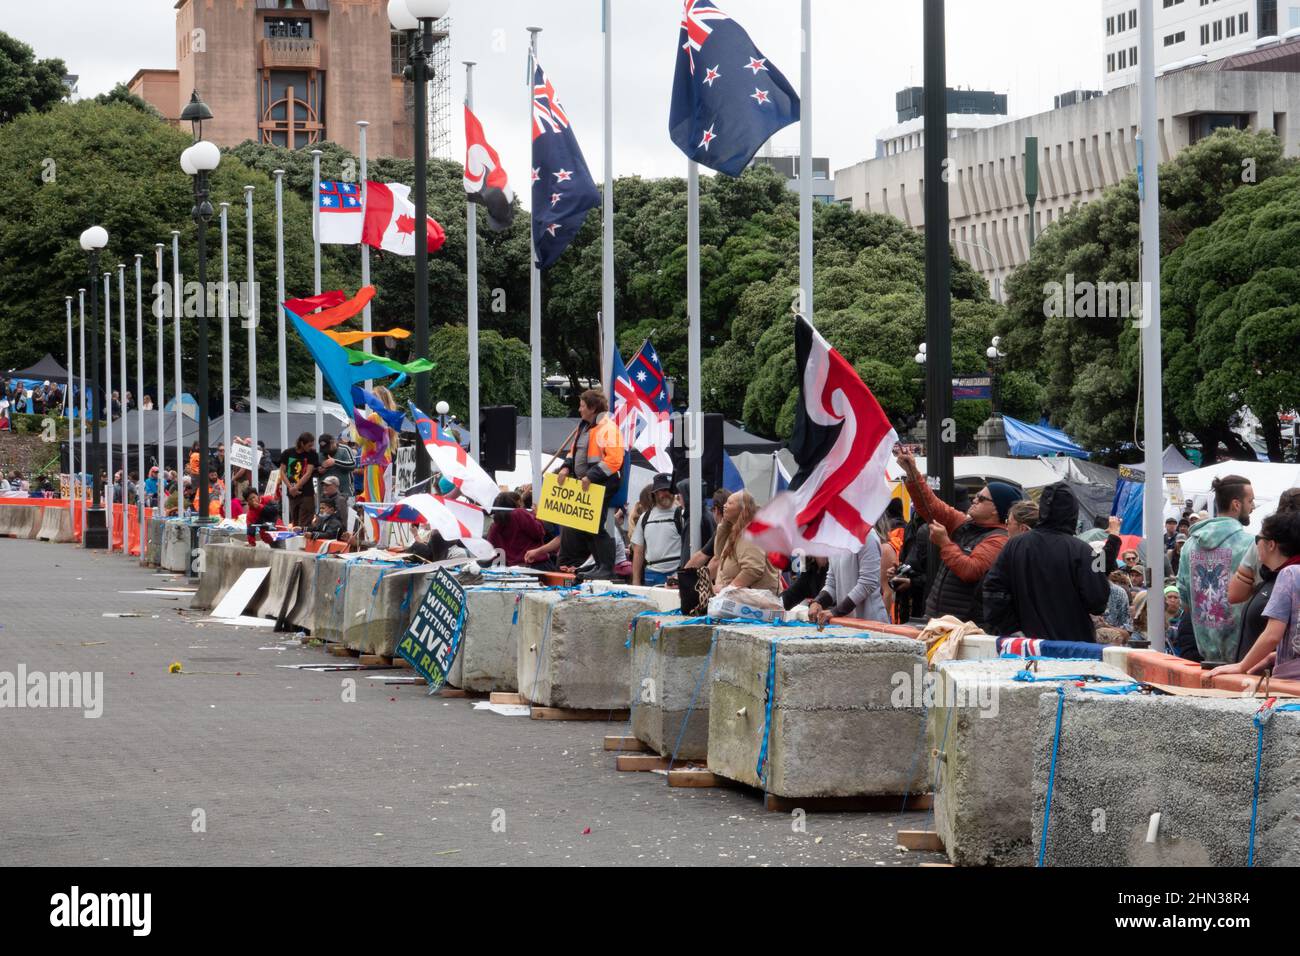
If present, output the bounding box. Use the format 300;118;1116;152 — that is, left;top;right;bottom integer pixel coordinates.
834;68;1300;300
128;0;423;159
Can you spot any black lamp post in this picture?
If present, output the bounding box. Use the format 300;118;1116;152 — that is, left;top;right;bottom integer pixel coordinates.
79;225;109;548
180;90;220;521
986;337;1006;418
389;0;451;485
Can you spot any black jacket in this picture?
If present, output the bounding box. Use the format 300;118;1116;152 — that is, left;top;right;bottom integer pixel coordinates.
982;482;1111;642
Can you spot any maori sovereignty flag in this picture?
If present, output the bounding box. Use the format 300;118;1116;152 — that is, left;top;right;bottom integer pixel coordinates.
464;104;515;231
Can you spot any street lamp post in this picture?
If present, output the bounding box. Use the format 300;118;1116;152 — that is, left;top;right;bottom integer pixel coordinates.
389;0;451;486
79;225;109;548
180;90;221;521
985;336;1006;417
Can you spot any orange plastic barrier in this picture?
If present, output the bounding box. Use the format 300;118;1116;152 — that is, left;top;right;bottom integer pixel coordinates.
110;504;124;551
831;617;924;640
72;502;83;541
1123;647;1300;697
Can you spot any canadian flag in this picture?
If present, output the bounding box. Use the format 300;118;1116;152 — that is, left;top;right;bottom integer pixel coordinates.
746;316;898;557
361;181;446;256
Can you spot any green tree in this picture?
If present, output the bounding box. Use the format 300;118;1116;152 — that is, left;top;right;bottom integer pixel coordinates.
998;127;1289;460
0;31;67;123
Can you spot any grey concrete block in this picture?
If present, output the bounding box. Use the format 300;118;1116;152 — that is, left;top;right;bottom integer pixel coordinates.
145;517;166;567
246;549;319;632
457;587;531;692
930;658;1129;866
190;543;274;611
345;566;435;657
707;627;931;798
159;520;192;573
517;592;656;709
0;504;40;539
629;615;716;759
36;506;74;543
1031;692;1300;867
311;557;348;644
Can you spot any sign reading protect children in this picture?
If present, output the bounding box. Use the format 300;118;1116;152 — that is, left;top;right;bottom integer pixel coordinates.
536;472;606;534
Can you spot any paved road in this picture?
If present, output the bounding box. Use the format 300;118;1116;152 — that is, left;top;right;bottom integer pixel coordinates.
0;537;943;866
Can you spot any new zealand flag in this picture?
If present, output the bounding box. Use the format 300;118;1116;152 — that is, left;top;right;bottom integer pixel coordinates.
668;0;800;176
531;58;600;269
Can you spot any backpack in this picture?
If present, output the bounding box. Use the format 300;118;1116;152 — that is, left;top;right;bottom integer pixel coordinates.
640;506;685;539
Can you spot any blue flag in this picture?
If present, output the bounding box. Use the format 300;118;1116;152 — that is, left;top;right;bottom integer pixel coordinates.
668;0;800;176
531;58;600;269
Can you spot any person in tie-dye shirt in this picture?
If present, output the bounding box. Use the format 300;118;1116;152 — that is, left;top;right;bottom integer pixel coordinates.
1209;511;1300;681
1177;475;1254;663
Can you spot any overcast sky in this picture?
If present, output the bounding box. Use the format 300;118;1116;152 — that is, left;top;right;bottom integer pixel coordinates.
7;0;1102;193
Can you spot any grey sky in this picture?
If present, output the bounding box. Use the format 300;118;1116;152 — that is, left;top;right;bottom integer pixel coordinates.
6;0;1102;193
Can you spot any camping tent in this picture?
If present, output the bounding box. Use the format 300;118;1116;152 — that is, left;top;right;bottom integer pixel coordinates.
1162;444;1195;474
1039;456;1119;527
1002;415;1088;459
165;393;199;420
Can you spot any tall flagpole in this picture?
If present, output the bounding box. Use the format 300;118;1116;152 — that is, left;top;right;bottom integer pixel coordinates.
220;202;233;519
134;254;145;549
244;187;259;483
601;0;615;394
172;230;184;506
274;168;289;514
65;296;75;526
104;270;114;544
799;0;813;324
687;163;702;554
78;289;87;531
118;263;128;521
311;149;324;442
154;244;165;513
528;27;543;496
1139;0;1166;650
358;121;373;390
465;61;480;461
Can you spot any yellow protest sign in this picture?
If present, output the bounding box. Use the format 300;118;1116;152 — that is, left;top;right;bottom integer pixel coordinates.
536;472;606;534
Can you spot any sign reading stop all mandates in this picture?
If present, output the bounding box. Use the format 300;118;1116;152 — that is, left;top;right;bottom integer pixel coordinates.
535;472;606;534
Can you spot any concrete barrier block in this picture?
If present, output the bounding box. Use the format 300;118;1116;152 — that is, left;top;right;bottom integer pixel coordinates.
1031;693;1300;867
930;658;1129;866
0;504;40;539
707;627;930;799
190;543;275;612
145;517;166;566
159;520;193;573
247;549;319;631
517;592;656;710
343;565;433;657
311;557;348;644
458;587;531;692
588;581;681;612
36;506;75;543
630;615;716;759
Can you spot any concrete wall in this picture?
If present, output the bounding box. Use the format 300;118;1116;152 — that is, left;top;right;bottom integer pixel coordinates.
630;615;716;760
458;587;529;693
1032;692;1300;866
190;542;273;612
707;627;931;798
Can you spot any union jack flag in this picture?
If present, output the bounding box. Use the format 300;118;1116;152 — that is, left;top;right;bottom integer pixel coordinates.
680;0;730;75
532;70;572;138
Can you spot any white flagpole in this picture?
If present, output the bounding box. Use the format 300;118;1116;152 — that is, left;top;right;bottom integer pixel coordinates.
274;169;289;512
78;289;87;531
244;187;259;478
220;202;233;519
311;149;324;444
465;61;480;461
65;296;74;525
358;120;373;391
134;254;145;551
118;263;128;523
172;230;184;508
601;0;615;394
154;244;165;514
528;27;543;496
104;270;114;546
799;0;813;324
1139;0;1166;651
687;163;702;553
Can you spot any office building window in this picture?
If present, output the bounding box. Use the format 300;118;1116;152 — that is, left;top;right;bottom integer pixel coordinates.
1243;11;1251;32
391;30;409;77
1213;19;1222;40
264;17;311;39
1108;52;1116;72
1119;49;1127;68
1106;15;1114;35
1130;45;1137;64
1164;30;1185;45
1129;9;1137;29
1201;23;1210;43
1260;0;1277;36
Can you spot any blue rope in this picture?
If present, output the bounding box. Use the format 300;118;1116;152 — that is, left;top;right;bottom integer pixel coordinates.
1037;686;1066;868
1247;702;1300;866
399;578;414;617
1011;671;1128;685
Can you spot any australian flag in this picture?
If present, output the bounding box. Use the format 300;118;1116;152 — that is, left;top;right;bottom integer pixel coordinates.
668;0;800;177
531;58;600;269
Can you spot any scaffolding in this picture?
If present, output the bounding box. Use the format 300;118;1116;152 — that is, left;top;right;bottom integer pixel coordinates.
425;17;452;160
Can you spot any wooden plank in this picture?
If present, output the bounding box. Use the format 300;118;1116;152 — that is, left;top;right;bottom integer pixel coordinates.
358;654;393;666
763;792;934;813
327;643;359;658
391;657;413;670
667;768;727;788
898;830;945;852
615;754;672;772
438;687;472;698
530;707;631;722
919;862;955;868
490;692;527;705
603;735;650;752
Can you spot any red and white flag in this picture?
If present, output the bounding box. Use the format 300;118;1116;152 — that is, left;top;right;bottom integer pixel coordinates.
746;316;898;557
396;493;495;560
362;181;446;256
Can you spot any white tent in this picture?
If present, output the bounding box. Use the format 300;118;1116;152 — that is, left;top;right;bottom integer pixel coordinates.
1175;461;1300;534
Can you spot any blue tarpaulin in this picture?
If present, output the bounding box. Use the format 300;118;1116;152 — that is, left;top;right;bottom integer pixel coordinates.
1002;415;1089;459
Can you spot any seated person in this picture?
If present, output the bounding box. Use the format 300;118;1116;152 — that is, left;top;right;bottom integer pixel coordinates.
243;489;282;547
487;491;548;566
807;533;887;627
305;499;343;542
712;492;779;594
